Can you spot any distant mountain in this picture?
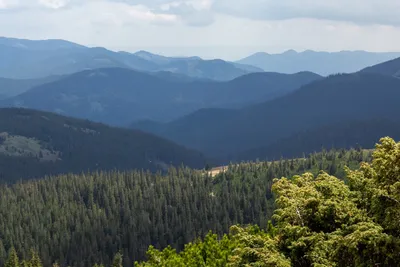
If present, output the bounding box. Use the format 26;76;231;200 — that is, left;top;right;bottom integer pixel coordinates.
0;75;62;100
0;36;84;50
133;73;400;159
236;119;400;161
360;57;400;78
237;50;400;76
149;71;212;82
0;108;207;183
154;59;256;81
133;50;201;65
0;37;260;81
1;68;320;125
133;50;264;80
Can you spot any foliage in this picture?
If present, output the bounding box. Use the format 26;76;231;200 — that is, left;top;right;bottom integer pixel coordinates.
0;148;365;266
135;137;400;267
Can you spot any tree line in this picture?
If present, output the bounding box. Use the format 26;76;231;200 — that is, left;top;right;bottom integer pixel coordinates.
0;148;370;266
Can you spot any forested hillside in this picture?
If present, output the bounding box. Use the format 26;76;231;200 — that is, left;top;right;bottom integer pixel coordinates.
0;108;206;183
137;73;400;159
0;147;369;266
360;56;400;77
135;137;400;267
237;119;400;161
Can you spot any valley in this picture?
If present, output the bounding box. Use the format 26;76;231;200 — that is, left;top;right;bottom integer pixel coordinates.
0;33;399;267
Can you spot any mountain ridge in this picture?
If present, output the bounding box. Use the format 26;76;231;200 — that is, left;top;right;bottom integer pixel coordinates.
1;67;321;125
132;72;400;159
0;107;208;183
0;36;261;81
237;50;400;76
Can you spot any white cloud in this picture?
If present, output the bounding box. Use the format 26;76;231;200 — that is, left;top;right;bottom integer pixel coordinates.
0;0;19;9
213;0;400;26
127;4;178;24
38;0;69;9
159;0;214;26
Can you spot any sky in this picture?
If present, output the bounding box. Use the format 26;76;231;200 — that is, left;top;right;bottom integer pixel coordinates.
1;0;400;60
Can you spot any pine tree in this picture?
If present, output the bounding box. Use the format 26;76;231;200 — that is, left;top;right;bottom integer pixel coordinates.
5;248;19;267
112;252;123;267
26;250;42;267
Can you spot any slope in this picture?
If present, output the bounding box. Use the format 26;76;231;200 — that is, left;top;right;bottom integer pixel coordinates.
360;57;400;77
237;119;400;161
0;108;207;183
2;68;321;125
141;73;400;159
0;146;370;266
0;75;62;100
237;50;400;76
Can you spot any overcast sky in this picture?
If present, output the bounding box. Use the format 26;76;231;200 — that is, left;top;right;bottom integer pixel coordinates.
1;0;400;60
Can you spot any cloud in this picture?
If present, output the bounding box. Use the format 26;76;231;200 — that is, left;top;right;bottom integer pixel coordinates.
127;4;178;24
0;0;19;9
38;0;69;9
160;0;214;26
1;0;400;61
213;0;400;26
2;0;400;27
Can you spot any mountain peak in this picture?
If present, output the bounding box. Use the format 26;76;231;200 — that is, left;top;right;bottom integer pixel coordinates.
134;50;155;56
283;49;298;55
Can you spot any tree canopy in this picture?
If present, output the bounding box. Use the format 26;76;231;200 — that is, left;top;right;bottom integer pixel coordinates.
135;137;400;267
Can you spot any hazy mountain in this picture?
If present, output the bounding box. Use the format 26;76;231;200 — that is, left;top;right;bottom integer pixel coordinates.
133;73;400;159
154;59;256;81
0;108;207;182
237;50;400;76
134;50;264;79
133;50;201;65
0;75;62;100
0;37;260;81
149;71;212;82
1;68;320;125
0;36;84;50
360;57;400;77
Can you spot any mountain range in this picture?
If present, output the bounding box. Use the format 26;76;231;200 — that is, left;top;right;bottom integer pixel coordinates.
1;68;321;125
237;50;400;76
0;37;261;81
132;58;400;161
2;36;400;165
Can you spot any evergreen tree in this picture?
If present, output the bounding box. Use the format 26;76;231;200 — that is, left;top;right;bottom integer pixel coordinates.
5;248;19;267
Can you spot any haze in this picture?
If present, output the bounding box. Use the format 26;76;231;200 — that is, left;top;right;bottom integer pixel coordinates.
1;0;400;59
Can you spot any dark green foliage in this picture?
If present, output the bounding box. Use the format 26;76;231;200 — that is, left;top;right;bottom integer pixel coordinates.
0;108;207;183
111;253;122;267
5;248;19;267
0;148;367;266
136;137;400;267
